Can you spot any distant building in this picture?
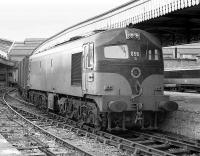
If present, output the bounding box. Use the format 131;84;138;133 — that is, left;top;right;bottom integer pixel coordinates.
9;38;46;62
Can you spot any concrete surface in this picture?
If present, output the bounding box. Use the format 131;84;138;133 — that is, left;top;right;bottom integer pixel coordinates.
159;91;200;139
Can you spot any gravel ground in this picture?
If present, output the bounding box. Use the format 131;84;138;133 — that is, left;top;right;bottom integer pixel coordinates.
159;91;200;139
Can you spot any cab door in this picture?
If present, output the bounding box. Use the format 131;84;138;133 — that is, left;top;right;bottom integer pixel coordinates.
82;43;94;94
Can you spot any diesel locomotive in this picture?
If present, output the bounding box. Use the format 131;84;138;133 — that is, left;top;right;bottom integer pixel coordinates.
18;28;178;130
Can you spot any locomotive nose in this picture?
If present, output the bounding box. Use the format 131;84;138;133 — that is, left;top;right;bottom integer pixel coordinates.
159;101;178;111
108;100;127;112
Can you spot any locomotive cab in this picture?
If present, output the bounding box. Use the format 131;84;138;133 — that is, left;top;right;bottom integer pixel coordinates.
82;28;178;130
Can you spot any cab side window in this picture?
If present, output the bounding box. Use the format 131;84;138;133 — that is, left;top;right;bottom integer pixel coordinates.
148;50;152;60
148;49;160;60
155;49;159;60
84;45;89;68
88;43;94;68
84;43;94;69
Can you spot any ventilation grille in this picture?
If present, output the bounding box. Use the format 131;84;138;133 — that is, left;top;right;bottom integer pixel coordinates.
71;52;82;85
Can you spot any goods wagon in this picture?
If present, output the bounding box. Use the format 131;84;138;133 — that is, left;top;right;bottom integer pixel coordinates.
18;56;29;97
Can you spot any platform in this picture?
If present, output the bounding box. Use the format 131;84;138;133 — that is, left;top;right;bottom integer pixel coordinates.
160;91;200;139
165;91;200;112
0;134;21;156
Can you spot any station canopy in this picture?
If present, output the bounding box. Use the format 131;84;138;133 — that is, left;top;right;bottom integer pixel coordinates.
134;4;200;46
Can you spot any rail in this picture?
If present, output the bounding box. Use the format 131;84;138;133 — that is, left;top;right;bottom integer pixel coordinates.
3;89;94;156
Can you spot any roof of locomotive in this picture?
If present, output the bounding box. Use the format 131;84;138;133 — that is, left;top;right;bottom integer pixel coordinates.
93;28;161;47
32;27;161;55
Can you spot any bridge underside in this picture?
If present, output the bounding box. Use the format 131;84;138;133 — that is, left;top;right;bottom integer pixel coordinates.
134;5;200;46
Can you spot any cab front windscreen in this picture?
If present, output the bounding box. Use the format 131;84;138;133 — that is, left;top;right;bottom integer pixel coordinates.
104;45;129;59
103;44;161;61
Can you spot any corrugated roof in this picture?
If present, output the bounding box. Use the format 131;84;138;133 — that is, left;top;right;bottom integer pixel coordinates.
9;38;46;56
10;49;33;55
24;38;46;42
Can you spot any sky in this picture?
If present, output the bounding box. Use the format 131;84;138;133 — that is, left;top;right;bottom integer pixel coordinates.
0;0;131;41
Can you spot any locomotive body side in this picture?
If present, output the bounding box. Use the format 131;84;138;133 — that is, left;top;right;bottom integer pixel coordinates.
29;41;84;97
22;28;178;130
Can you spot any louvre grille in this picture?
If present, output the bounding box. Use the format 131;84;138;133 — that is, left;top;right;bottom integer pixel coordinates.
71;52;82;85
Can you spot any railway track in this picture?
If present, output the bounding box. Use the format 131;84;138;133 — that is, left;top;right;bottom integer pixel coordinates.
115;130;200;155
5;89;200;156
0;89;82;155
3;89;127;156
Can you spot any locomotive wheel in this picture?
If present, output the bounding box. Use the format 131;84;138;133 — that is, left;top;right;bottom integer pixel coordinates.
58;102;65;115
24;91;28;100
79;105;87;120
55;97;101;129
67;99;73;116
100;113;107;131
38;96;43;108
33;94;38;106
42;96;47;109
70;107;79;120
28;92;33;103
86;111;95;124
64;99;70;117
